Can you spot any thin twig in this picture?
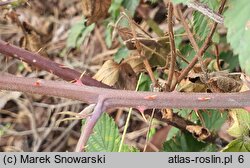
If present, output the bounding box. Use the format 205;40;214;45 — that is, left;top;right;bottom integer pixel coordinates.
143;108;155;152
170;0;227;91
187;1;224;24
166;2;177;89
121;12;158;87
176;5;208;80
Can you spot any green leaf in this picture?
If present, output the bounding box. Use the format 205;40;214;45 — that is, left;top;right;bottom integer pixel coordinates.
201;143;218;152
122;0;140;16
109;0;123;20
173;109;199;122
163;131;207;152
224;0;250;75
166;127;179;141
137;73;151;91
114;46;130;63
105;25;113;48
76;23;95;47
67;20;95;48
222;137;250;152
86;113;138;152
199;109;227;132
137;72;159;91
220;51;239;72
193;0;220;41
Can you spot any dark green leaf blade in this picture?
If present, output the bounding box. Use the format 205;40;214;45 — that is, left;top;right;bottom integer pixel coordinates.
224;0;250;75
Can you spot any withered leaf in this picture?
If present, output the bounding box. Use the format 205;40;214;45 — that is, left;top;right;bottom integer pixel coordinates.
82;0;111;25
186;125;211;141
116;26;161;50
201;72;243;93
93;60;137;90
190;71;243;93
20;22;48;57
161;109;173;121
93;60;120;86
178;80;207;92
116;63;137;90
125;56;144;74
7;12;50;58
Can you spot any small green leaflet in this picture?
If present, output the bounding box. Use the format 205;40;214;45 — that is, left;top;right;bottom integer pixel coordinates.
122;0;140;17
222;138;250;152
67;20;95;49
114;46;130;63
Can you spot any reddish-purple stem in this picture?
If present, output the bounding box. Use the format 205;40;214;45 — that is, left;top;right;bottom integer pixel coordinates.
1;73;250;151
1;73;249;109
0;40;111;89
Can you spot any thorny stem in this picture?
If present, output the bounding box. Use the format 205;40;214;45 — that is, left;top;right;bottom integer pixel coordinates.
0;40;111;89
170;0;227;91
1;73;250;109
1;73;250;149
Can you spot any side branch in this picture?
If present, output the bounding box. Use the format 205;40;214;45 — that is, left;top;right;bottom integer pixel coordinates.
0;40;111;89
75;96;106;152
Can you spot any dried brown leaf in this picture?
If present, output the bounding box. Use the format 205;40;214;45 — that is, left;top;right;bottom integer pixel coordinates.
93;60;120;86
94;60;137;89
82;0;111;25
178;80;207;92
125;56;145;73
186;125;211;141
116;63;137;90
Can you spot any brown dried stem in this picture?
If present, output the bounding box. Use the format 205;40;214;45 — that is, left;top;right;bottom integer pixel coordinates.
121;12;158;87
176;5;208;80
166;2;177;89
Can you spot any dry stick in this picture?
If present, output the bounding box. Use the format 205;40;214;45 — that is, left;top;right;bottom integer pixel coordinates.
121;12;158;87
166;2;177;89
176;5;208;80
187;1;224;24
1;73;250;151
0;40;111;89
170;0;227;91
